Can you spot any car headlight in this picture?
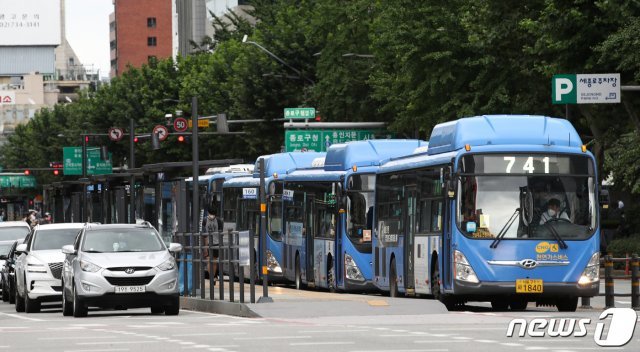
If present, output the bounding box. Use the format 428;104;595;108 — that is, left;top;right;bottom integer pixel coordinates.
157;257;176;271
27;257;47;273
578;252;599;285
344;253;365;281
266;250;282;273
454;250;479;283
80;260;101;273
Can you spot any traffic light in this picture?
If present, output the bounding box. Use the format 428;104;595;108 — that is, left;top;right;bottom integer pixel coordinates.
24;170;30;176
134;136;139;143
177;135;185;143
53;169;60;176
151;132;161;150
216;113;228;133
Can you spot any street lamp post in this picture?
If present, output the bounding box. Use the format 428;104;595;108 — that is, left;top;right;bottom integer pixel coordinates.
129;118;136;223
241;35;315;85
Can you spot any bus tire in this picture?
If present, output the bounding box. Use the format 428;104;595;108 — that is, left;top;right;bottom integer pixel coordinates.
431;259;441;300
556;297;578;312
295;255;303;290
491;300;509;311
327;258;336;293
390;258;399;297
509;297;528;311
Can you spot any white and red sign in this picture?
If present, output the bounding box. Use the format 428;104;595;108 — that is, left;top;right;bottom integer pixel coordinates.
153;125;169;141
173;117;188;132
108;127;124;142
0;91;16;105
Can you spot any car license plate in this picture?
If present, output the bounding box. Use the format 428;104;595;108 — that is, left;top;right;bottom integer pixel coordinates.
516;279;543;293
114;285;146;294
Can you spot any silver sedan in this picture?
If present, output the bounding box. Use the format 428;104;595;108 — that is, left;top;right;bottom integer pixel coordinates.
61;223;182;317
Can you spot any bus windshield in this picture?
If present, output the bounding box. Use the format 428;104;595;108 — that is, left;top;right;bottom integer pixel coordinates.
457;154;596;240
346;174;376;252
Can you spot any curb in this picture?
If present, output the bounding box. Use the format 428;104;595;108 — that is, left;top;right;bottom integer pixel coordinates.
179;297;261;318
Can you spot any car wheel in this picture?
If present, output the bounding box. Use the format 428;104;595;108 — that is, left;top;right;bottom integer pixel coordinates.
150;305;164;314
25;294;41;313
491;300;509;311
62;280;73;316
14;283;25;312
509;297;528;311
556;297;578;312
8;280;15;304
72;282;88;318
2;279;8;302
164;296;180;316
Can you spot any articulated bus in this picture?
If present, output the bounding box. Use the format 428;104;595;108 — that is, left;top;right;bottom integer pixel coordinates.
281;140;427;291
373;115;599;312
221;152;324;280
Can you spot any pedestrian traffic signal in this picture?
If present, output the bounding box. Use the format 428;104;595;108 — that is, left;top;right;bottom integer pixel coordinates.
24;170;30;176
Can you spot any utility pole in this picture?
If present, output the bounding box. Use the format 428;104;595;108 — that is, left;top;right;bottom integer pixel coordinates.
129;118;135;223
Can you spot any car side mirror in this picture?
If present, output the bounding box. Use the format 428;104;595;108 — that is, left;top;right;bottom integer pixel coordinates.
15;244;27;254
62;245;76;255
168;243;182;253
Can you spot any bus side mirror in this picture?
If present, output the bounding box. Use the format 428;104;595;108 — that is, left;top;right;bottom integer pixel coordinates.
444;165;456;198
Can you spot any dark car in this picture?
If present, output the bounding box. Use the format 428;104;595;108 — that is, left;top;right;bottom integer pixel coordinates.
1;238;25;303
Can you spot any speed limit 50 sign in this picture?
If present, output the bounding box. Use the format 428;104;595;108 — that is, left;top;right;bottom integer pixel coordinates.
173;117;188;132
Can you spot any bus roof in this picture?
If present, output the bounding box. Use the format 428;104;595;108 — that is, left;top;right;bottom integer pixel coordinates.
253;152;325;178
204;164;254;175
223;175;259;188
427;115;583;155
185;172;250;183
323;139;428;171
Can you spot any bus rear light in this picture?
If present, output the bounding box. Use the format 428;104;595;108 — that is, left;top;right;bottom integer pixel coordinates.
454;250;479;283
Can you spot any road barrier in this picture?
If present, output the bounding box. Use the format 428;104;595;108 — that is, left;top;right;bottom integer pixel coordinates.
173;229;261;304
598;254;639;310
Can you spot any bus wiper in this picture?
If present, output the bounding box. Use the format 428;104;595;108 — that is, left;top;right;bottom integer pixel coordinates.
543;221;568;249
490;208;520;249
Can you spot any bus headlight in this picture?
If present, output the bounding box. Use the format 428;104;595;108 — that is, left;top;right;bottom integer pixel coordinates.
578;252;599;285
454;250;479;283
345;253;365;282
266;250;282;274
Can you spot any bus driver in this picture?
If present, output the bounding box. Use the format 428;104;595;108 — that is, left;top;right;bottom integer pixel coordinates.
539;198;570;225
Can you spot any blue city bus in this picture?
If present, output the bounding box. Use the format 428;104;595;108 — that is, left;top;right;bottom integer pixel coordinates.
281;140;427;291
221;152;324;281
373;115;599;311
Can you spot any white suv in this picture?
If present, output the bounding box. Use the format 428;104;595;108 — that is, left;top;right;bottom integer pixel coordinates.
15;223;84;313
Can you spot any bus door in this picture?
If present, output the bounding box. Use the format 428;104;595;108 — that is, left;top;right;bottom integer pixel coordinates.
404;186;418;294
304;195;315;284
441;166;454;291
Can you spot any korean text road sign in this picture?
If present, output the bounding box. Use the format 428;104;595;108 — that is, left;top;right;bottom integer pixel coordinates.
63;147;113;175
284;107;316;120
552;73;620;104
187;119;210;128
285;129;379;152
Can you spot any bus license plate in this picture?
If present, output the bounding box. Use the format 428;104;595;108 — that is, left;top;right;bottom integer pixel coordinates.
516;279;543;293
115;286;145;294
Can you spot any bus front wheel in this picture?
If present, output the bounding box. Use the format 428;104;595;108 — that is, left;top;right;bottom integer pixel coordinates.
556;297;578;312
389;258;399;297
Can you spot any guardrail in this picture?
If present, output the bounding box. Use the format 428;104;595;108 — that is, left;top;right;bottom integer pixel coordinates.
601;254;639;309
173;229;262;304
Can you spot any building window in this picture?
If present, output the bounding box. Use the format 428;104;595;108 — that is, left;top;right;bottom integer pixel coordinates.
148;55;157;63
148;37;157;47
147;17;156;28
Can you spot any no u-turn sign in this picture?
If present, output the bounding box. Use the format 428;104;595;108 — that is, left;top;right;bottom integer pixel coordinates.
552;73;620;104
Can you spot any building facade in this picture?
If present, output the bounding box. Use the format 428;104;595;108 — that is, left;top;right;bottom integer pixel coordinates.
110;0;173;77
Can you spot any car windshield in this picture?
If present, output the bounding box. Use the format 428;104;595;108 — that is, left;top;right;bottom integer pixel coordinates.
32;229;80;250
0;243;13;256
82;228;165;253
0;227;30;241
457;154;596;240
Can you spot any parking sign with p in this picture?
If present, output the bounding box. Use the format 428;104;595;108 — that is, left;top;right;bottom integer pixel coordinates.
552;74;577;104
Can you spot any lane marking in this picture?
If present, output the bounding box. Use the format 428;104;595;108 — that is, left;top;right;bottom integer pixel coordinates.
428;327;504;331
64;349;129;352
70;324;106;327
0;312;44;322
476;340;498;343
501;343;523;347
76;341;159;346
172;332;246;337
233;336;310;341
299;329;369;333
526;348;548;351
290;342;356;346
349;350;449;352
39;336;118;341
414;341;468;344
452;337;472;340
147;322;184;325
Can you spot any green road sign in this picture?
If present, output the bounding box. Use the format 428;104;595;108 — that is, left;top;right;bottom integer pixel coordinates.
0;175;36;188
63;147;113;175
552;73;620;104
284;107;316;120
285;129;379;152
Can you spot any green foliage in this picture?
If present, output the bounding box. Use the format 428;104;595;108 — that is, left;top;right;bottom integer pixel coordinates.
606;234;640;258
